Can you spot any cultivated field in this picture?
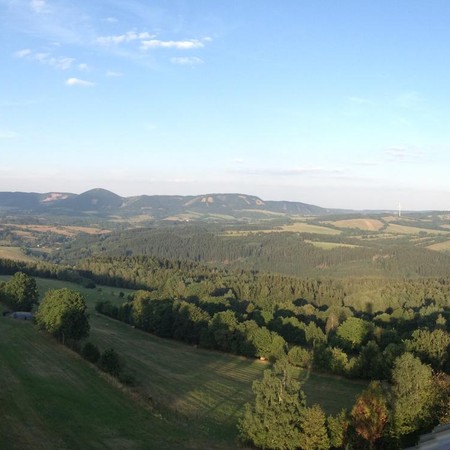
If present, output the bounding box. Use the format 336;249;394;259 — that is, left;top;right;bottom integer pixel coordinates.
330;218;385;231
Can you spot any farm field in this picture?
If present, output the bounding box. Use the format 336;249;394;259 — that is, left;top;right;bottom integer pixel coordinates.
0;246;35;262
1;276;367;449
330;218;385;231
304;240;360;250
386;223;449;235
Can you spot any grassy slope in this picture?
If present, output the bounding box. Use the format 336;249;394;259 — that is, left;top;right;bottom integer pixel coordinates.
0;276;366;449
0;310;187;450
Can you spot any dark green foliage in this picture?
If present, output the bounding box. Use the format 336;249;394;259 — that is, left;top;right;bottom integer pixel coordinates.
287;346;311;368
238;360;306;450
298;404;330;450
35;288;89;342
335;317;373;351
391;353;435;439
82;341;100;363
2;271;38;311
407;328;450;369
327;409;349;449
98;348;123;377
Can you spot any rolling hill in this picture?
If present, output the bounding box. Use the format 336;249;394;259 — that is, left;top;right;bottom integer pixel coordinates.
0;189;346;220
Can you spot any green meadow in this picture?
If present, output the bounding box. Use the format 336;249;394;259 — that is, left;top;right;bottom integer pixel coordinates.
0;276;366;449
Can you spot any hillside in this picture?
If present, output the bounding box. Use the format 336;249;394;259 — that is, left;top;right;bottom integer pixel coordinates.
0;189;346;221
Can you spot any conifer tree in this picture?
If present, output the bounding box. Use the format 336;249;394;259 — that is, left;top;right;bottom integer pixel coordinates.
238;360;306;450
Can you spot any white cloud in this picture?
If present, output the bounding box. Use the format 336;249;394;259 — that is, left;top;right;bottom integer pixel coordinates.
14;49;32;58
170;56;203;65
14;49;75;70
78;63;89;71
103;17;118;23
65;77;94;87
106;71;123;77
140;39;204;50
96;31;153;45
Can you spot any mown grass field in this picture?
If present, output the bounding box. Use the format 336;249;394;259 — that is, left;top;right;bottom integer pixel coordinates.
0;246;35;262
330;218;385;231
0;306;189;450
386;223;449;235
1;276;366;449
304;240;360;250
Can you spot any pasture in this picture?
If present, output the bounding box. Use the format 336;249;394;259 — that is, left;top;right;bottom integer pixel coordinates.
330;218;384;231
0;276;366;449
0;246;35;262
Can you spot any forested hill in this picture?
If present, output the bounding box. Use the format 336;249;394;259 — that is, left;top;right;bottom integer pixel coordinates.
52;226;450;278
0;189;347;219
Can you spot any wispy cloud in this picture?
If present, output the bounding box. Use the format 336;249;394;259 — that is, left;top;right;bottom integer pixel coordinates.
170;56;203;65
106;71;123;77
234;166;345;177
103;17;118;23
14;48;75;70
140;39;205;50
65;78;94;87
30;0;48;14
348;96;372;105
96;31;153;45
78;63;89;71
393;91;423;109
14;49;32;58
385;146;425;162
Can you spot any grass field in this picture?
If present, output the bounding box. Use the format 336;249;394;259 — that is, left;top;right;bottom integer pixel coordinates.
305;240;360;250
0;246;35;262
331;219;385;231
1;276;366;449
386;223;449;235
0;307;188;450
427;240;450;252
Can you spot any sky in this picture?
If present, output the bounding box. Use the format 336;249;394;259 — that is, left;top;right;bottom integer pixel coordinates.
2;0;450;210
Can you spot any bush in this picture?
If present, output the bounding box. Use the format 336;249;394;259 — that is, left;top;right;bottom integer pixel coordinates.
82;342;100;363
287;346;312;368
98;348;123;377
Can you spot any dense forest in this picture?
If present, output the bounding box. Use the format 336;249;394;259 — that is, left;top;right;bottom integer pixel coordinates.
47;225;450;278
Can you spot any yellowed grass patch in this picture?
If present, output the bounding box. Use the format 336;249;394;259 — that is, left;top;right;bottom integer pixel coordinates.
427;240;450;252
331;219;384;231
304;240;360;250
0;247;35;262
386;224;449;235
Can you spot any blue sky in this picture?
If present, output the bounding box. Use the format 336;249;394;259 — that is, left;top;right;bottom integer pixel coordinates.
2;0;450;210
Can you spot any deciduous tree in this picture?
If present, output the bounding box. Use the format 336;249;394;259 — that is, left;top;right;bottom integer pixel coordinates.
35;288;89;343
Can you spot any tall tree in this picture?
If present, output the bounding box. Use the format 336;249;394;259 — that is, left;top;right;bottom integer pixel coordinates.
4;271;39;311
298;404;330;450
238;360;306;450
351;381;388;449
35;288;89;343
391;352;434;438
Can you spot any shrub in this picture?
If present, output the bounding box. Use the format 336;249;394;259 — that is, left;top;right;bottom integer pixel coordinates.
98;348;123;377
82;342;100;363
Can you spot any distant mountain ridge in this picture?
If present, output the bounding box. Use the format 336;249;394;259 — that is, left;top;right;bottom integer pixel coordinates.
0;188;348;219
